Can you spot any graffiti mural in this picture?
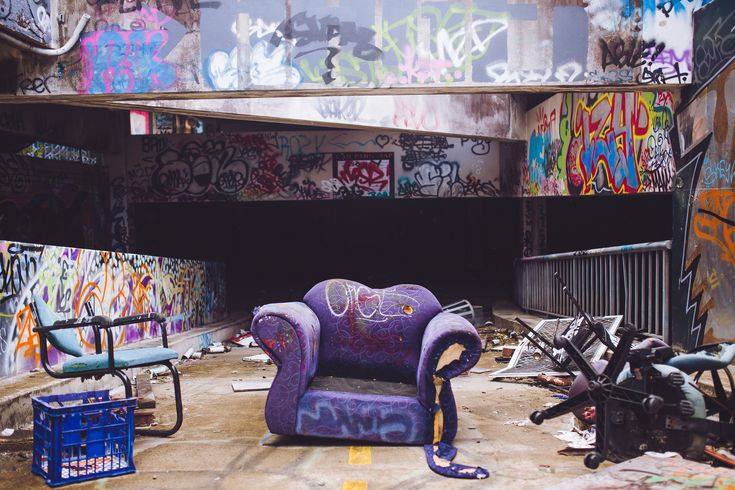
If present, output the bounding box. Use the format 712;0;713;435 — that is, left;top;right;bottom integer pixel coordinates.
523;91;676;196
0;240;226;378
671;0;735;349
126;130;499;202
12;0;702;97
671;22;735;350
0;0;52;46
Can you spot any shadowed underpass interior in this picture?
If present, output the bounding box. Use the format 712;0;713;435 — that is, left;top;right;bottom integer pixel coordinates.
129;193;672;313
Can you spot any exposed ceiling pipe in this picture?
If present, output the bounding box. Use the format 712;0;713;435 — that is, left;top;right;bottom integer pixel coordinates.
0;14;90;56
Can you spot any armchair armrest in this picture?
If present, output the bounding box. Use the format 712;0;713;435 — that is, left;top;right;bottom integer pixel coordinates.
417;312;482;409
251;302;320;435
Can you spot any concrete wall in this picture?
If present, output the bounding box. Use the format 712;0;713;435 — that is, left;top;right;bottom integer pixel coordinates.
0;240;226;378
0;152;109;250
671;0;735;349
125;130;501;202
523;91;676;196
3;0;702;97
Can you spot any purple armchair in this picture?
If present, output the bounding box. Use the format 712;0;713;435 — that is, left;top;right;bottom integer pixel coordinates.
251;279;482;445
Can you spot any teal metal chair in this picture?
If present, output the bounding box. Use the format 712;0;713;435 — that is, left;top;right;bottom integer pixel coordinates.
30;294;184;437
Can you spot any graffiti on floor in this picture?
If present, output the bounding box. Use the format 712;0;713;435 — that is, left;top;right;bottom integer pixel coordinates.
0;241;226;378
524;91;675;196
126;130;499;202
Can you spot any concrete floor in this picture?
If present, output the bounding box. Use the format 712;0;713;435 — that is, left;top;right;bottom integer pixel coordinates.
0;349;601;490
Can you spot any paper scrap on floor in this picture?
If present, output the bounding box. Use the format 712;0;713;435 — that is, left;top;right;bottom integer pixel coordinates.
242;353;272;363
232;380;272;392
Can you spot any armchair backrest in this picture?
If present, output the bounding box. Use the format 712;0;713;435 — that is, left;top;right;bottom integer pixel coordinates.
303;279;442;383
32;294;83;357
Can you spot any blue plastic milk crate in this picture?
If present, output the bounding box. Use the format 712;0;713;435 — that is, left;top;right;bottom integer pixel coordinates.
31;390;137;487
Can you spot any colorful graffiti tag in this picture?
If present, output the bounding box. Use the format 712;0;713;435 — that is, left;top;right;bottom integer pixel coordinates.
671;0;735;349
13;0;701;96
126;130;499;203
0;241;226;378
524;92;675;196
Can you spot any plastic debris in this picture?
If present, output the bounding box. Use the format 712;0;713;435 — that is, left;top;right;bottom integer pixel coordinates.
181;347;195;360
554;425;595;451
504;419;528;427
1;428;14;437
242;353;272;364
537;373;572;387
228;331;258;347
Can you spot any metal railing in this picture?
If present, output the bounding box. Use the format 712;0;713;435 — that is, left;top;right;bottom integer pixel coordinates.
516;241;671;340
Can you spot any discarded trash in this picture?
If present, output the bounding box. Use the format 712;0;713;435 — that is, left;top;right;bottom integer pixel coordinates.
501;346;517;357
644;451;679;459
181;347;195;360
537;373;572;387
1;428;14;437
190;351;203;360
705;446;735;467
504;419;528;427
552;394;568;399
229;331;257;347
202;342;231;354
554;425;595;451
231;380;272;392
469;367;491;374
242;354;272;364
494;356;511;363
148;366;169;377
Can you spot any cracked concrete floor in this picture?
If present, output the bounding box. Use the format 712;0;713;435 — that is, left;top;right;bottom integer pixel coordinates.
0;349;600;489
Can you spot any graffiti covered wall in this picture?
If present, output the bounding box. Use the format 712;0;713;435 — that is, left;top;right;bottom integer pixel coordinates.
671;0;735;349
0;241;226;378
0;153;109;249
523;91;676;196
7;0;702;97
125;130;500;202
0;0;52;46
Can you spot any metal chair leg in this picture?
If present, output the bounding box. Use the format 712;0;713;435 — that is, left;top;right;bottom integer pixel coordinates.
114;370;134;398
135;361;183;437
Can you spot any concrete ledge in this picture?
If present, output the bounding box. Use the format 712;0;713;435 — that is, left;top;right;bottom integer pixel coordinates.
492;300;547;334
0;313;248;429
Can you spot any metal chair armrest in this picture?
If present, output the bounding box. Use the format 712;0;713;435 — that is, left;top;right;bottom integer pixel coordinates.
110;313;169;348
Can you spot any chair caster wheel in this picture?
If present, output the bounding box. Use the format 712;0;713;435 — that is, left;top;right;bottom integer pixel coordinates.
530;411;545;425
584;452;602;469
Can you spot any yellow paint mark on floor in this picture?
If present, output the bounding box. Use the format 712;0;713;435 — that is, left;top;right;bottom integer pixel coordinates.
343;480;368;490
348;446;372;465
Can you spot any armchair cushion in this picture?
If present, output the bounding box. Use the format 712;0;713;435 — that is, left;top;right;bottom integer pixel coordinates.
296;388;432;444
62;347;178;373
303;279;442;383
251;302;320;435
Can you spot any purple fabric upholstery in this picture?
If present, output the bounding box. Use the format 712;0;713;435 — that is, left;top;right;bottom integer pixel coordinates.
296;389;432;444
417;312;483;410
251;302;320;435
303;279;442;383
251;281;480;446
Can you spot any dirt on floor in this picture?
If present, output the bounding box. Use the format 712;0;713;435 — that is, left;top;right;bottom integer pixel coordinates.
0;348;600;490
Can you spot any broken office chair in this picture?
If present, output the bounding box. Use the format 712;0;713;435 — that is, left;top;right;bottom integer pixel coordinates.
252;279;488;479
30;294;183;437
